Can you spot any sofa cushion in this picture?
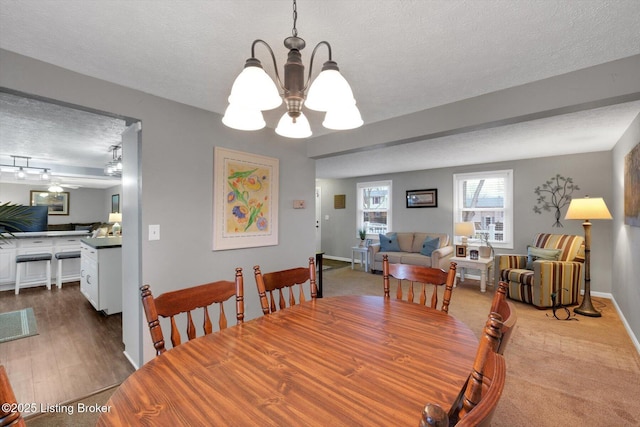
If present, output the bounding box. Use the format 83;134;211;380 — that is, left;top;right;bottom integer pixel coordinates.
379;252;404;264
395;232;415;252
502;268;535;286
420;237;440;256
400;252;433;267
526;246;562;270
411;233;449;252
379;233;401;252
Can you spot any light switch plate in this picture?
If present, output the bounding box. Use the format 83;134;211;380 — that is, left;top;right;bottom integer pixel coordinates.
293;200;306;209
149;224;160;241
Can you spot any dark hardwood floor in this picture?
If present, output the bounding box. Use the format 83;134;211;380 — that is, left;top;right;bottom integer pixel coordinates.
0;282;134;409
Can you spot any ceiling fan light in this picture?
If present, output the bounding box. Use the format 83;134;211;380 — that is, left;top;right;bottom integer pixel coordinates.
323;104;364;130
227;63;282;111
48;184;64;193
275;112;312;139
306;68;356;112
222;104;266;131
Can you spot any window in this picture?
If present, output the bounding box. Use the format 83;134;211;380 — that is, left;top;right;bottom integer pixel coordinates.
453;170;513;249
357;180;392;237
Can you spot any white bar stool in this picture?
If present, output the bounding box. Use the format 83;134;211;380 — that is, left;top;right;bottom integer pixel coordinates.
15;253;52;295
55;250;81;289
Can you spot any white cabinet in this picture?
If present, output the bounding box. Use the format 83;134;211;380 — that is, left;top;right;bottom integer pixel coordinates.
0;232;86;290
80;241;122;315
54;236;83;283
16;238;51;283
0;240;17;284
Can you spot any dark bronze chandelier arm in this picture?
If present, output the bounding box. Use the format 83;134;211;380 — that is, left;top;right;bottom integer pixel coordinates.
305;41;333;91
249;39;284;90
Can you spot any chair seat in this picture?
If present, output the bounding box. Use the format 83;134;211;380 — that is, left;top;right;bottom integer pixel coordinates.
501;268;534;286
55;251;81;260
16;253;52;263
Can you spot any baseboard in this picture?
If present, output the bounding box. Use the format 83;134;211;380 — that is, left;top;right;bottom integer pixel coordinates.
322;255;352;263
123;350;140;370
580;290;640;355
609;296;640;355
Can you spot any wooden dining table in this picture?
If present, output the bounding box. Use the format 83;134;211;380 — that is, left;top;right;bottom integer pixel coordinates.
97;295;478;426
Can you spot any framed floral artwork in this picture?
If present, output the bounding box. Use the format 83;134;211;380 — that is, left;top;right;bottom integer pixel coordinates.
213;147;279;250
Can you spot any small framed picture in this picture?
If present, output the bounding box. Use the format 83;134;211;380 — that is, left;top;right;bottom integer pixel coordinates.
456;245;467;257
469;249;479;260
365;239;372;247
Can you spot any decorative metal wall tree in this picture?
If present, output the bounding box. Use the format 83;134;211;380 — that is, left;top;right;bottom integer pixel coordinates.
533;174;579;227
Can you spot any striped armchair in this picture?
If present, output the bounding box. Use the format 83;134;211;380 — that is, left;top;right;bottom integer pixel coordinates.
497;233;584;308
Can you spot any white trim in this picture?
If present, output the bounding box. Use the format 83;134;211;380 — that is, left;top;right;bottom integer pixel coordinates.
582;291;640;355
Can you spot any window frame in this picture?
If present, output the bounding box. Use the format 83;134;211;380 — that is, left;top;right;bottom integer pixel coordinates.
357;180;392;238
453;170;513;249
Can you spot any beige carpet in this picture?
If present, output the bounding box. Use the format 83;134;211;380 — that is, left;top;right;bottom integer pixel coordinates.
322;265;640;426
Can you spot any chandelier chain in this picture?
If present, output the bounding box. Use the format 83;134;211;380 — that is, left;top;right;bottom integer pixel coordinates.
292;0;298;37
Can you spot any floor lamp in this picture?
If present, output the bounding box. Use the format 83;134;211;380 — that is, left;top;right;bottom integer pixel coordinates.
564;197;612;317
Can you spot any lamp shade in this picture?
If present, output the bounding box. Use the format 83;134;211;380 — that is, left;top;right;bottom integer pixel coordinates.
454;221;476;237
226;65;282;111
222;104;266;131
322;104;364;130
108;212;122;223
275;112;312;138
564;197;612;220
305;69;356;112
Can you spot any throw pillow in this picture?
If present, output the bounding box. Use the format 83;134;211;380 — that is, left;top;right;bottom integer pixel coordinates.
526;246;562;270
379;232;401;252
420;237;440;256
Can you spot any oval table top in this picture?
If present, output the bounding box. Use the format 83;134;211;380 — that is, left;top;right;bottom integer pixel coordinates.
98;295;478;426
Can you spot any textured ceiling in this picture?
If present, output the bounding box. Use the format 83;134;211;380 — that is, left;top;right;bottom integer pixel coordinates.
1;0;640;186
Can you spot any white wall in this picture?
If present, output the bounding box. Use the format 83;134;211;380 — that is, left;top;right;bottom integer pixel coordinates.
0;182;109;225
317;150;613;292
1;49;317;364
612;113;640;346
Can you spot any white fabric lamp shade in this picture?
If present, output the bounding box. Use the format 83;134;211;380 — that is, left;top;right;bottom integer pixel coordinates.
222;104;266;131
109;212;122;223
227;66;282;111
322;104;363;130
305;69;356;112
454;221;476;237
565;197;612;220
275;112;312;138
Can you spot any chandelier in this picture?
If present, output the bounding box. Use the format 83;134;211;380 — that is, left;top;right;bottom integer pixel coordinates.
222;0;363;138
104;145;122;177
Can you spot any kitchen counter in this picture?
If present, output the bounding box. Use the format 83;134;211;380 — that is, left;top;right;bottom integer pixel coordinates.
81;236;122;249
2;230;91;238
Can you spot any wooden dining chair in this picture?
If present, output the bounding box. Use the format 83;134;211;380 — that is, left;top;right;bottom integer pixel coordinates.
420;314;505;427
0;365;27;427
382;255;457;313
490;281;518;355
141;267;245;356
253;257;317;315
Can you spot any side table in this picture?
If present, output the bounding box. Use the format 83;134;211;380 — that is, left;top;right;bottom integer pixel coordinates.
450;255;494;292
351;246;370;273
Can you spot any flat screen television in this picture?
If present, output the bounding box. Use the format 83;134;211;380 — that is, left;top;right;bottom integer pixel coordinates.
0;205;48;232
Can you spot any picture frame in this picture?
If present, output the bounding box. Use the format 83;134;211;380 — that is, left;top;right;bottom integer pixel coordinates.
406;188;438;208
455;245;467;257
30;191;70;215
213;147;279;250
469;249;479;260
111;194;120;213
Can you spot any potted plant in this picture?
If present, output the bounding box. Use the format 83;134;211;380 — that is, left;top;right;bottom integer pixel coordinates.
0;202;35;240
478;232;494;258
358;228;367;247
